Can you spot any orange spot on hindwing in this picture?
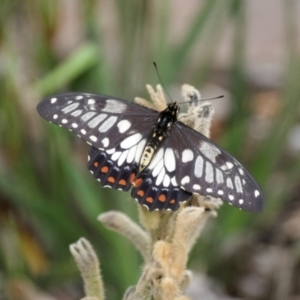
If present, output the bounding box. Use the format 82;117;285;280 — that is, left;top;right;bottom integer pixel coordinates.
101;166;109;173
137;190;144;197
118;179;127;186
93;162;99;168
146;197;154;203
170;199;176;204
158;194;166;202
107;176;115;183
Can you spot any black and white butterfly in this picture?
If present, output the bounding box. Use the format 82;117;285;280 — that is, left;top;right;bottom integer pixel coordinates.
37;92;263;212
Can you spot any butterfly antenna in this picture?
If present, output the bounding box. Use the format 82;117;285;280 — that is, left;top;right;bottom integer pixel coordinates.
178;95;224;106
153;62;174;103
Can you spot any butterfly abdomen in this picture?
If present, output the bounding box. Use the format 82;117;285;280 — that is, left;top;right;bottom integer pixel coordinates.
139;103;178;172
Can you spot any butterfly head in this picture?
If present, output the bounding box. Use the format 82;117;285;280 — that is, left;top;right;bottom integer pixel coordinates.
165;102;180;120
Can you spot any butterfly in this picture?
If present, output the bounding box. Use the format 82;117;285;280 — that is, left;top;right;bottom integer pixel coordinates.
37;89;263;212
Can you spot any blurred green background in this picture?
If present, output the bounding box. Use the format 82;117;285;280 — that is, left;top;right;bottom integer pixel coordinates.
1;1;300;299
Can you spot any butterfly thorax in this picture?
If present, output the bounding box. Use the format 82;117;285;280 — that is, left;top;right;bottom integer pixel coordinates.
139;103;179;172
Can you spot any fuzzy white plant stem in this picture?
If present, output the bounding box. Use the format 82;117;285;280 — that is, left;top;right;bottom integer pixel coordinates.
132;207;207;300
98;211;150;261
70;238;104;300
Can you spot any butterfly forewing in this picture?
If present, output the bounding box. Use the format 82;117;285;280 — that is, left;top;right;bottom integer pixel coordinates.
37;93;158;150
171;122;263;212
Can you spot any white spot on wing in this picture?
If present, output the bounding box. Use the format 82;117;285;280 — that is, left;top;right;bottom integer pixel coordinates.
142;204;149;210
239;199;244;204
127;145;137;163
255;190;260;197
227;178;234;189
53;114;58;119
102;99;126;113
239;168;244;175
199;142;221;163
164;148;176;172
152;159;164;177
182;149;194;163
171;176;178;186
148;148;164;169
89;135;97;142
206;188;212;193
226;162;234;169
102;137;109;147
61;119;68;124
111;151;122;161
218;190;224;195
216;169;224;184
81;112;97;122
181;176;190;185
71;123;78;128
156;168;165;186
205;161;214;183
107;148;116;154
120;133;143;149
234;176;243;193
81;129;86;135
135;139;147;163
118;150;129;166
163;175;170;187
193;184;201;190
50;98;57;104
75;95;83;100
98;116;117;132
88;114;107;128
229;195;234;201
62;102;79;113
221;165;228;171
71;109;83;117
88;99;96;105
117;120;131;133
194;155;204;178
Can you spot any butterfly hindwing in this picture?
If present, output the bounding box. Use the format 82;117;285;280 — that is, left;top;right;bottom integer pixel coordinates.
87;144;192;211
88;146;138;191
130;154;193;211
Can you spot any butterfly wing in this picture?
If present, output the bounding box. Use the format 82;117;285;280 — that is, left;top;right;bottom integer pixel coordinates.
37;93;158;149
170;121;264;212
86;116;155;194
37;93;166;200
130;144;193;211
130;121;263;212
